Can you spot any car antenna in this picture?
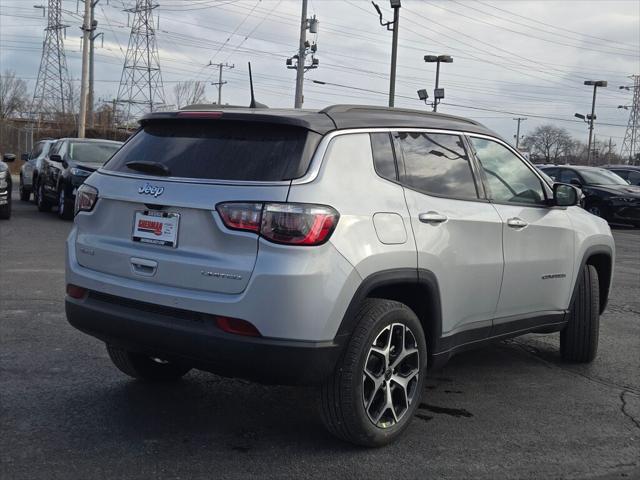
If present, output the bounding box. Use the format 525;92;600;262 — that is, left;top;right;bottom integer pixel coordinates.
248;62;268;109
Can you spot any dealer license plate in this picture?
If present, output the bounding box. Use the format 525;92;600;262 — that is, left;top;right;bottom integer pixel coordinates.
132;210;180;247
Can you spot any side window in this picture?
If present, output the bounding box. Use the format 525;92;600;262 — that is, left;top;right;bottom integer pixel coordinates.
627;171;640;185
31;143;43;159
558;169;581;185
542;167;558;180
370;133;397;181
470;137;546;205
611;169;629;181
395;132;478;199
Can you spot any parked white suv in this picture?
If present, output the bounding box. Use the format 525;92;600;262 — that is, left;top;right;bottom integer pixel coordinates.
66;105;614;446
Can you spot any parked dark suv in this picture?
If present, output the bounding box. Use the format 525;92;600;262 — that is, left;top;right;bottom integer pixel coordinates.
1;153;15;219
36;138;122;219
538;164;640;227
604;165;640;186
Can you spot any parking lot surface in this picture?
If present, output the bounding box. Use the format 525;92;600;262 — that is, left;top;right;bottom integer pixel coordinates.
1;186;639;480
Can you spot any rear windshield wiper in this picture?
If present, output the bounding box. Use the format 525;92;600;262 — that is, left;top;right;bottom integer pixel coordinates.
125;161;171;176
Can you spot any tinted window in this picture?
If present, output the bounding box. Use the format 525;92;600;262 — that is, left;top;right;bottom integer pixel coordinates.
104;121;316;181
540;167;558;181
68;142;121;165
611;169;629;180
370;133;397;180
627;171;640;185
396;132;478;199
558;169;581;184
470;137;546;205
31;143;43;159
580;168;628;185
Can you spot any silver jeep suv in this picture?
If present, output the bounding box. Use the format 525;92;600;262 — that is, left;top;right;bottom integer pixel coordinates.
66;105;614;447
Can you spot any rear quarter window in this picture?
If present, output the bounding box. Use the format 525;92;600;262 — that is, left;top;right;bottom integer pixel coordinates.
103;120;319;181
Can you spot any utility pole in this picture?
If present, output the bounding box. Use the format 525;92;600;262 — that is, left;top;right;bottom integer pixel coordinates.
583;80;607;165
295;0;307;109
88;1;103;129
513;117;527;149
287;3;319;109
78;0;92;138
373;1;401;107
210;62;234;105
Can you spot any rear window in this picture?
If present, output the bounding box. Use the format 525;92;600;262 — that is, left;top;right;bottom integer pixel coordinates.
69;142;121;165
103;120;319;181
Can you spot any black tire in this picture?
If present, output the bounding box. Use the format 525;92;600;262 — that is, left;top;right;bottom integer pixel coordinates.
19;177;30;201
106;344;191;381
36;181;52;212
57;186;73;220
0;200;10;219
560;264;600;363
320;298;427;447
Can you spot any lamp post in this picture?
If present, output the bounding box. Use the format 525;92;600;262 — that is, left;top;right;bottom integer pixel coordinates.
424;54;453;112
372;1;401;107
583;80;607;165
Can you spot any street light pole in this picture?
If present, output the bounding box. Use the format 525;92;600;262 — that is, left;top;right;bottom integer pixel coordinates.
584;80;607;165
78;0;92;138
424;54;453;112
294;0;308;109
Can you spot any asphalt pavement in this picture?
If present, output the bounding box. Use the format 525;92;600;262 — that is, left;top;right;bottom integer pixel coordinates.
1;184;639;480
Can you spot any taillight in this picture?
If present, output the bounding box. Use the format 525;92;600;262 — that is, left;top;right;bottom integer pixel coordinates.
215;202;339;246
216;202;262;232
74;184;98;216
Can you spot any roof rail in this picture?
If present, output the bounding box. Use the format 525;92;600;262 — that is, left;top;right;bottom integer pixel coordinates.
180;103;254;110
319;104;481;126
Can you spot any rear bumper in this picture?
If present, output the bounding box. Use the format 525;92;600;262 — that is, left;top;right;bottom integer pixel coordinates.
66;292;346;385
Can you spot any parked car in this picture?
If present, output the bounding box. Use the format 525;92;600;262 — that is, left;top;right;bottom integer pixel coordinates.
603;164;640;186
538;164;640;227
66;105;614;446
36;138;122;219
0;153;15;219
20;139;56;201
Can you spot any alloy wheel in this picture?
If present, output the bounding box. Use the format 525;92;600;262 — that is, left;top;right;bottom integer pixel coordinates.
362;323;420;428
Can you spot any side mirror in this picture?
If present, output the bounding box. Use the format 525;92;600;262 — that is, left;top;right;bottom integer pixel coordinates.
569;178;582;187
553;183;580;207
21;153;29;161
2;153;16;163
49;154;63;163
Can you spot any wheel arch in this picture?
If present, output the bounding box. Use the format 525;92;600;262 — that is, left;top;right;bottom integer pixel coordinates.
336;269;442;366
573;245;613;314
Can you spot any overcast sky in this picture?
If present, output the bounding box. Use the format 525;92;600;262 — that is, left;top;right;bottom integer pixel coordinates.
1;0;639;149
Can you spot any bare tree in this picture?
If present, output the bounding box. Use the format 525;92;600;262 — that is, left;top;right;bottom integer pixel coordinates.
522;125;573;163
173;81;207;109
0;70;28;118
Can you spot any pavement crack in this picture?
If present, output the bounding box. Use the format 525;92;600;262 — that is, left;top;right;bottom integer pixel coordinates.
619;390;640;430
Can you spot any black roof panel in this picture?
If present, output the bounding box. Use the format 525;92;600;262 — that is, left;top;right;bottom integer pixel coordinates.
141;104;497;137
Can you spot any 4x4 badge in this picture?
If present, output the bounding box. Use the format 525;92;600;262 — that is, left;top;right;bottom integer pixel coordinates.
138;183;164;198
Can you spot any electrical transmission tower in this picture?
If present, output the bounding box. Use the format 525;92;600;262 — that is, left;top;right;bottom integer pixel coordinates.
115;0;166;125
619;75;640;164
31;0;73;121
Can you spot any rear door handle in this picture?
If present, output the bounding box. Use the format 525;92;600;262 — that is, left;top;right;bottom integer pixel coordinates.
418;211;448;224
507;217;528;229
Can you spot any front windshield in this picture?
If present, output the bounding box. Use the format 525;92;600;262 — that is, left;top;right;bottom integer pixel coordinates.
580;169;629;186
69;142;121;165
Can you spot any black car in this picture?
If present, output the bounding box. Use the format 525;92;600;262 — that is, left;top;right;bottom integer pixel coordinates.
603;165;640;186
36;138;122;219
1;153;16;219
20;139;56;201
538;164;640;227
